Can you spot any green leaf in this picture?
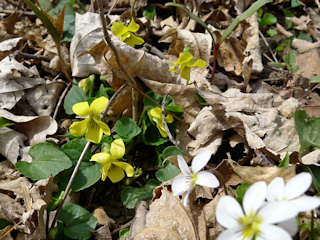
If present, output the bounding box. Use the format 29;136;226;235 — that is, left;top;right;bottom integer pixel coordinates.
38;0;55;16
284;51;296;67
58;203;97;239
64;84;88;115
60;139;100;192
309;76;320;84
121;179;161;209
276;38;292;51
278;152;290;167
0;218;13;230
162;146;184;159
308;166;320;194
220;0;273;44
156;161;180;182
23;0;61;43
283;9;295;17
298;33;313;43
194;92;208;106
235;182;251;204
294;110;320;152
119;229;130;238
0;117;14;128
142;5;156;20
267;62;285;69
16;142;72;180
262;13;277;25
142;120;168;146
291;0;302;8
62;3;75;42
95;84;109;98
115;118;141;140
266;29;278;37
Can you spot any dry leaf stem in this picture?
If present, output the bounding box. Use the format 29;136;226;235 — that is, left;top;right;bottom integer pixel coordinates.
56;43;73;84
97;0;185;124
161;95;193;158
50;140;91;230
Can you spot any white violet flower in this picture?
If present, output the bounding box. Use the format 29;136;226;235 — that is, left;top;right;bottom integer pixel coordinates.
171;150;220;207
216;181;298;240
266;172;320;236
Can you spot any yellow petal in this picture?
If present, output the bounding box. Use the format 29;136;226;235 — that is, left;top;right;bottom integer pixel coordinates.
157;124;168;138
150;107;162;119
101;163;111;181
90;152;113;165
110;138;125;159
124;38;135;48
108;164;125;183
111;22;128;37
180;66;191;81
72;102;91;117
127;18;140;32
85;119;103;143
165;114;174;123
178;52;194;64
191;59;207;68
129;33;144;46
69;118;90;137
113;162;134;177
120;32;131;42
90;97;109;116
94;118;111;136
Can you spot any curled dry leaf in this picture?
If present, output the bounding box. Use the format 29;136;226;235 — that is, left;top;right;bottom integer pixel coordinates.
194;88;301;158
130;201;149;239
0;108;57;146
139;188;198;240
0;171;52;239
301;149;320;166
228;159;296;183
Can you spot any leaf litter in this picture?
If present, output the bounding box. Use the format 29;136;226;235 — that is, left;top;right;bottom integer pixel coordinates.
1;0;320;239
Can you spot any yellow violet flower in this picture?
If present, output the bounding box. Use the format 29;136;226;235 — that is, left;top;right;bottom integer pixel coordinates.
78;74;94;94
149;107;174;138
111;18;144;48
169;52;206;83
69;97;111;144
90;138;134;182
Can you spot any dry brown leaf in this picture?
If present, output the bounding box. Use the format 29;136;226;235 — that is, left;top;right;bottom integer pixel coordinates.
301;149;320;166
143;188;197;240
130;201;149;239
296;48;320;79
0;175;52;239
135;226;180;240
229;160;296;183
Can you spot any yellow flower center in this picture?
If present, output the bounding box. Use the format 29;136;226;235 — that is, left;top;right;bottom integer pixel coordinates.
190;172;198;189
237;211;263;239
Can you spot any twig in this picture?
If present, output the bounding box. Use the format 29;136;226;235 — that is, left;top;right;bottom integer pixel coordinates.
111;220;133;235
299;82;320;100
53;82;71;119
161;95;193;158
13;51;51;62
97;0;138;123
101;81;128;118
259;30;278;63
107;0;120;16
50;141;91;229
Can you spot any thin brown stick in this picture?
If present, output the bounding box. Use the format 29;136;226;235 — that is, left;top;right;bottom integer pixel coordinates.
299;82;320;100
161;95;193;158
13;51;51;62
50;141;91;229
53;83;71;119
205;165;228;195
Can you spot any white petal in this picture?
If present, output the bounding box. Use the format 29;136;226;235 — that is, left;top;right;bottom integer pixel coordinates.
243;181;267;215
257;224;292;240
267;177;285;201
216;196;243;229
172;175;190;196
284;172;312;200
259;201;298;224
290;196;320;212
177;155;191;175
216;227;243;240
196;171;220;188
183;191;190;207
278;217;298;236
191;149;212;173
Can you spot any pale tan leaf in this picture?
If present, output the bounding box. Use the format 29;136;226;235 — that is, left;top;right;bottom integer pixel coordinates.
229;160;296;183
